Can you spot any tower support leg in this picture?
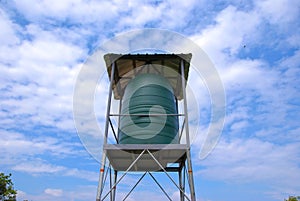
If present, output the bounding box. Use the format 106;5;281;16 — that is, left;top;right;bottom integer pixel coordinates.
186;149;196;201
180;59;196;201
112;170;117;201
96;61;116;201
96;152;107;201
179;169;184;201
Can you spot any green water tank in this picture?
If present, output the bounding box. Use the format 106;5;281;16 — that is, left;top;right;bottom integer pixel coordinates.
118;73;179;144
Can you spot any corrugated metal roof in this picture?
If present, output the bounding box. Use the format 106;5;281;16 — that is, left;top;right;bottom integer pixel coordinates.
104;53;192;100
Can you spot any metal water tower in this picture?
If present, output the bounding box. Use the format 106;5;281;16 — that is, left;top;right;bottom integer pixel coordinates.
96;53;196;201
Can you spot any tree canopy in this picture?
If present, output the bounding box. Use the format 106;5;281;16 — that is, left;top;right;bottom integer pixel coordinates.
0;173;17;201
285;196;300;201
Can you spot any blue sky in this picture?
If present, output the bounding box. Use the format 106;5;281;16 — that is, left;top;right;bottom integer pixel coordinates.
0;0;299;201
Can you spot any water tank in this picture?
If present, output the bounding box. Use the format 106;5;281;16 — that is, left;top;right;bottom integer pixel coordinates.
118;73;179;144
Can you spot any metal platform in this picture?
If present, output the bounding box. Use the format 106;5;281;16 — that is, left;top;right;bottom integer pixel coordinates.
104;144;187;171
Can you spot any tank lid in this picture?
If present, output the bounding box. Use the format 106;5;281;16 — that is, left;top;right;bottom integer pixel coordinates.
104;53;192;100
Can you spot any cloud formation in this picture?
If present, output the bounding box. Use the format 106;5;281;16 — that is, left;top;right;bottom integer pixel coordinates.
0;0;299;201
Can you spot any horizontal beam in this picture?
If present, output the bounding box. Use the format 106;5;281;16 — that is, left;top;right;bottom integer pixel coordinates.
110;113;185;116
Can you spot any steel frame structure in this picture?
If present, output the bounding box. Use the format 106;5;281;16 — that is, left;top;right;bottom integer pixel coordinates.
96;57;196;201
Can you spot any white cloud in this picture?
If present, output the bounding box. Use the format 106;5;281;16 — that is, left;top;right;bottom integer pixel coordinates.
217;54;298;135
191;5;261;62
11;0;201;32
230;120;248;131
14;0;118;24
95;0;198;31
0;8;20;46
0;19;84;131
159;0;197;29
196;138;300;194
189;3;299;141
256;0;300;24
18;185;96;201
44;188;63;197
13;161;66;174
188;5;299;199
0;129;77;160
64;168;98;182
117;4;162;28
11;159;98;182
18;38;83;66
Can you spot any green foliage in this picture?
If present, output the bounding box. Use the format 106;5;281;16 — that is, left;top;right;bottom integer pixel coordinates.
0;173;17;201
285;196;300;201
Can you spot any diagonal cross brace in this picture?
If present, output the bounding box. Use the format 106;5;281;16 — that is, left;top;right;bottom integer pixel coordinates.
146;149;191;201
101;149;146;200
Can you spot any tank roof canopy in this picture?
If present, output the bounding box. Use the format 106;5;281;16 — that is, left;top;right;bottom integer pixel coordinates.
104;53;192;100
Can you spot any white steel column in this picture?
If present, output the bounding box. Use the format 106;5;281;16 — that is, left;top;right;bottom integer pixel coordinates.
96;62;116;201
180;59;196;201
